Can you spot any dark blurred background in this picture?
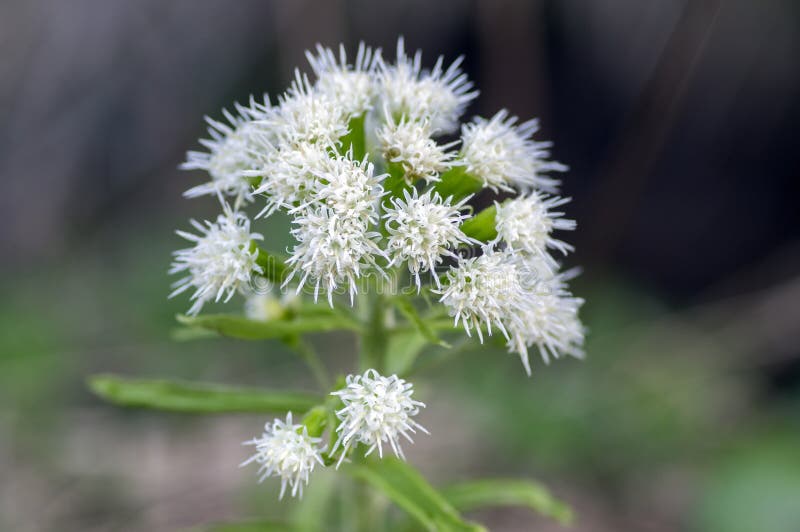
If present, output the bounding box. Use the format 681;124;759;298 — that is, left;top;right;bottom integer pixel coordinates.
2;1;799;531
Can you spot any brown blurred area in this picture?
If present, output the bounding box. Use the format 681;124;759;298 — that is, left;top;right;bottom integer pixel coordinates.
2;1;799;531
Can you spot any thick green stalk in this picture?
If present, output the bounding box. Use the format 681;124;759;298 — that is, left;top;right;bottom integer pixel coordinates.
359;293;387;372
352;455;386;531
341;114;367;160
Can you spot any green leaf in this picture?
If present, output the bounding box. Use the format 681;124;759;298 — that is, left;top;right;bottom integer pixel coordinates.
207;520;293;532
385;329;429;376
419;318;461;333
442;479;573;525
391;297;449;347
347;458;485;532
176;311;361;341
459;204;498;242
170;326;219;341
88;374;320;414
433;166;483;201
301;405;328;437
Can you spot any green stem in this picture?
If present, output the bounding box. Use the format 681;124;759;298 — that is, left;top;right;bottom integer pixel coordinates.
341;114;366;160
355;474;373;532
288;336;331;390
359;293;387;372
351;454;385;531
341;476;358;532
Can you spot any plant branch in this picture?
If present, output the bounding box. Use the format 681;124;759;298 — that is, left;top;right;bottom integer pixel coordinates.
288;336;331;390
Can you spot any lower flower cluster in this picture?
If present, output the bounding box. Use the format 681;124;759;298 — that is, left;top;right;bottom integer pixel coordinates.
242;369;426;498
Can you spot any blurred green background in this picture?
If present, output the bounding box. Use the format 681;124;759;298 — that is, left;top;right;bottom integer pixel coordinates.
2;1;799;530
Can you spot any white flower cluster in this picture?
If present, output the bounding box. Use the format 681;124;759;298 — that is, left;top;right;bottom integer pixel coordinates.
175;37;584;373
242;369;427;498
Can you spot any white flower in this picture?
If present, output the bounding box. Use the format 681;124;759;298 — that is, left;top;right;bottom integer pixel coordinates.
241;413;324;499
378;37;477;134
305;153;385;224
306;42;379;117
436;249;528;343
331;369;428;467
461;109;566;193
383;189;476;289
181;97;271;205
494;193;576;269
169;209;262;315
505;274;585;375
267;71;349;146
283;155;387;306
248;141;334;216
376;112;458;184
285;207;386;306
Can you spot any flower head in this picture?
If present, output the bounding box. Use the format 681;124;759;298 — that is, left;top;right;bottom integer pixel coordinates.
494;193;576;269
436;249;528;342
181;97;271;205
331;369;428;467
248;141;334;216
267;71;349;146
285;207;386;305
505;274;586;375
384;188;475;289
377;112;458;184
378;37;477;134
306;42;379;117
305;153;385;223
169;209;262;315
461;110;566;193
241;413;324;499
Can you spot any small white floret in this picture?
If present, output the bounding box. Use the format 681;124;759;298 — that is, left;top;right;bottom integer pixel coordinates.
241;412;324;499
383;188;476;290
266;71;350;146
377;37;477;134
505;273;585;375
181;97;271;206
306;42;380;117
461;109;566;193
376;111;458;184
331;369;428;467
304;153;386;224
494;192;576;269
169;209;263;315
285;207;386;306
248;141;335;217
436;249;528;343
